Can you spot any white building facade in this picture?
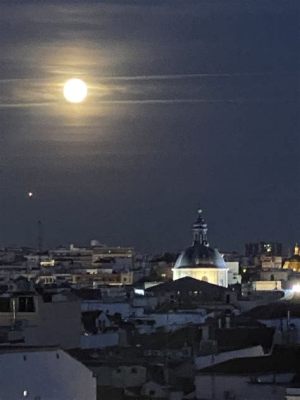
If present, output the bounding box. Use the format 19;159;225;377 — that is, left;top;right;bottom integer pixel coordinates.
0;348;96;400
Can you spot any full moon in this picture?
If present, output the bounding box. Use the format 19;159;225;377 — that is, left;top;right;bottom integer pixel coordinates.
63;78;88;103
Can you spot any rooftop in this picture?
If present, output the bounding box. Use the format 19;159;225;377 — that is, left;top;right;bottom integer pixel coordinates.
199;346;300;375
146;277;229;299
244;299;300;319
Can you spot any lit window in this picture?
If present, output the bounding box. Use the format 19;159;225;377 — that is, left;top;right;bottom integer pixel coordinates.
23;390;28;397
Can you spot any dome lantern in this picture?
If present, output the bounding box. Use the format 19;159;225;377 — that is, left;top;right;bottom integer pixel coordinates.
192;209;209;246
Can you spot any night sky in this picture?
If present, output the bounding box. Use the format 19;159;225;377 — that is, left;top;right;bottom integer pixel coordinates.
0;0;299;253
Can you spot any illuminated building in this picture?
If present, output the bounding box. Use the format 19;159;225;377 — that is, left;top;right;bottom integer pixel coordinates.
172;209;228;287
260;255;282;270
92;245;134;269
283;244;300;272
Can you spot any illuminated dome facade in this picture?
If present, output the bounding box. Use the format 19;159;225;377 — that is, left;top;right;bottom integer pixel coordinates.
283;244;300;272
173;209;228;287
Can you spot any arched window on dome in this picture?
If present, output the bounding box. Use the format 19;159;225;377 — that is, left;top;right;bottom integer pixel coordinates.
201;276;208;282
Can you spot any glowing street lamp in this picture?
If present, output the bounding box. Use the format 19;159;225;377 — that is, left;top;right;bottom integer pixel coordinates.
291;284;300;293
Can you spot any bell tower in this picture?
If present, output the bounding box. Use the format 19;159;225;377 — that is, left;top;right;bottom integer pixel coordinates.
192;209;209;246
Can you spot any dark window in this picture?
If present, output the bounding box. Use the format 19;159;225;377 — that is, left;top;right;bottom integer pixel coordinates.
0;298;11;312
131;367;137;374
43;293;53;303
18;297;35;312
149;390;155;396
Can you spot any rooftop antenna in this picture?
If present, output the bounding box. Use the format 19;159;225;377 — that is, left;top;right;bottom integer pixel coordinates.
37;220;43;268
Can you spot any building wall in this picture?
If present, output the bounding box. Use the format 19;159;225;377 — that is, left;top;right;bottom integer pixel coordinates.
81;300;144;318
195;374;286;400
132;311;206;333
259;270;289;281
24;296;81;349
141;381;168;398
286;388;300;399
92;365;147;388
112;365;147;388
245;242;282;257
261;256;282;269
260;318;300;344
0;349;96;400
132;296;158;311
226;261;242;285
253;280;282;291
80;332;119;349
0;294;81;349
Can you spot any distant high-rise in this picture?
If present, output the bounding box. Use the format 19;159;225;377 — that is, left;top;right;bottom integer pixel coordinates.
245;242;282;257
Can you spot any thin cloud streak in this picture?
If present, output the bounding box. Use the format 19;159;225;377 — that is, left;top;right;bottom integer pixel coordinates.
89;98;296;105
0;102;53;109
0;98;295;109
98;72;295;81
0;71;294;84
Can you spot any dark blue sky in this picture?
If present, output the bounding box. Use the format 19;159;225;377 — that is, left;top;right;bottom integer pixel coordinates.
0;0;299;253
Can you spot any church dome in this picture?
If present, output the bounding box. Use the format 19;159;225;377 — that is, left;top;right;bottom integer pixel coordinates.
174;242;226;269
174;209;227;270
283;244;300;272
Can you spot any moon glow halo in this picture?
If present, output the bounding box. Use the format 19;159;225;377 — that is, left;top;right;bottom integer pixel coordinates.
63;78;88;103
